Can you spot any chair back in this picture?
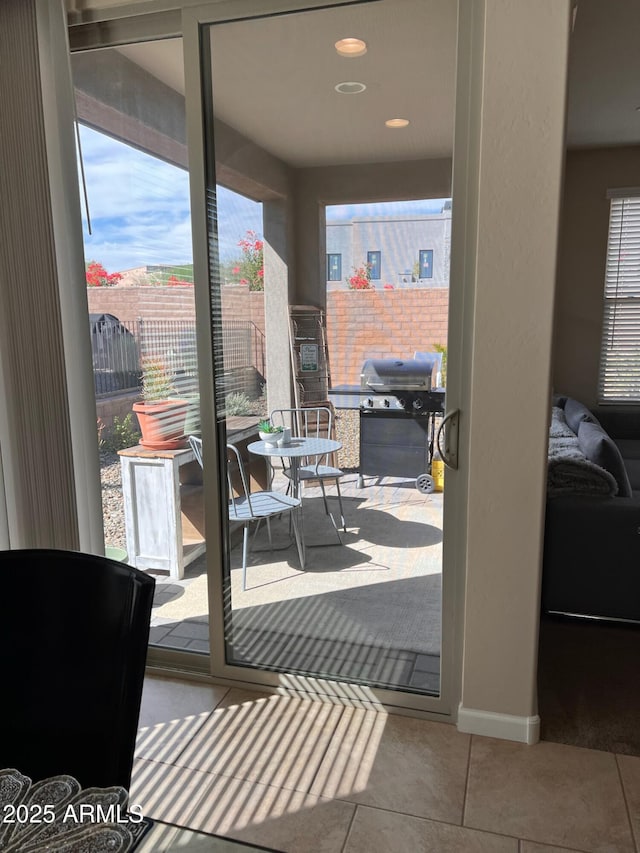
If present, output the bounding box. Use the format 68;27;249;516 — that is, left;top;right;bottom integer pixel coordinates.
188;434;203;468
0;549;155;790
271;405;335;465
226;442;258;518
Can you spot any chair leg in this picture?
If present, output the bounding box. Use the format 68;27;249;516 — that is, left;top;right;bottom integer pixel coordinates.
242;524;250;591
290;509;305;569
335;479;347;532
266;517;273;551
319;479;331;518
320;480;342;544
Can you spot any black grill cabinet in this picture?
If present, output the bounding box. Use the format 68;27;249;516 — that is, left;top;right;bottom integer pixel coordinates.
358;357;445;491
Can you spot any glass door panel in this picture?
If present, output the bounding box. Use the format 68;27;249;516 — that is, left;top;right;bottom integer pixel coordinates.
71;39;210;657
201;0;457;703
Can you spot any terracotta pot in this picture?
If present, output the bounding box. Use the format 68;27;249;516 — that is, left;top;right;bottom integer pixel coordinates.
133;399;189;450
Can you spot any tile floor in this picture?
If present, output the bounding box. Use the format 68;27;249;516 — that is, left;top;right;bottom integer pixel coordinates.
131;675;640;853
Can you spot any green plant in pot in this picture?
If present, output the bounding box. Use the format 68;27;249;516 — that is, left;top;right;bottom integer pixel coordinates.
132;359;189;450
258;419;283;445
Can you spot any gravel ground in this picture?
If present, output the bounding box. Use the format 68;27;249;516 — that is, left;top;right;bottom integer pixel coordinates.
99;408;361;549
100;450;127;550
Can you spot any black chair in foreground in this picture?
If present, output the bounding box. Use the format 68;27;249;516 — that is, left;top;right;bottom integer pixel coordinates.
0;549;155;790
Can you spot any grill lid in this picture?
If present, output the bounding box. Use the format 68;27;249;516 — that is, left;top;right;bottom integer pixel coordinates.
360;357;436;392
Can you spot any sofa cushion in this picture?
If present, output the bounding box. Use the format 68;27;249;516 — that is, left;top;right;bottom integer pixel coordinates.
578;420;632;497
564;397;600;434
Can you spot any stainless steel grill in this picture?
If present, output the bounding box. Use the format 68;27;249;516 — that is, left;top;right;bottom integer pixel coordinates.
358;357;445;492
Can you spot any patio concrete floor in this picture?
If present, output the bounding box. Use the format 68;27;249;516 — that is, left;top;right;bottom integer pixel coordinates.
148;471;444;694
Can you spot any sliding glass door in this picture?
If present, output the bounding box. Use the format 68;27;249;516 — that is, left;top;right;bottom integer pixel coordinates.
70;0;462;718
187;0;460;716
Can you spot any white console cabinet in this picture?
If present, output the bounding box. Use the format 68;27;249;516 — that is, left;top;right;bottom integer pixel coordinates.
119;445;205;579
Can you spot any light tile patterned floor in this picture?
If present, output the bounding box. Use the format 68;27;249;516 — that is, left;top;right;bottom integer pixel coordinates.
132;676;640;853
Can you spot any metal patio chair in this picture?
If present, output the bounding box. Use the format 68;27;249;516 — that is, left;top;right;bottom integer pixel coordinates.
270;405;347;540
227;443;305;590
189;436;305;589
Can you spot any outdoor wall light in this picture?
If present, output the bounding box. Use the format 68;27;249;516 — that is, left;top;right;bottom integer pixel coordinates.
385;118;410;128
335;81;367;95
335;38;367;57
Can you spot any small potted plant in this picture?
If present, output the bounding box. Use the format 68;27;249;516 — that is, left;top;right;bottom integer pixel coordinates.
258;419;283;445
132;359;189;450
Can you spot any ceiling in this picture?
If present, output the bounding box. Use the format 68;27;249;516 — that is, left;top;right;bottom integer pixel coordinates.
116;0;640;169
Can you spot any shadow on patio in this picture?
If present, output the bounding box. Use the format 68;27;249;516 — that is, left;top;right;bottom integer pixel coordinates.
149;472;443;694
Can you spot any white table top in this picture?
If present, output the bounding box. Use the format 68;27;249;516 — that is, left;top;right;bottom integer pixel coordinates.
248;437;341;457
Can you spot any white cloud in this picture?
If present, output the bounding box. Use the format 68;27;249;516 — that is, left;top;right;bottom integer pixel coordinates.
78;126;263;271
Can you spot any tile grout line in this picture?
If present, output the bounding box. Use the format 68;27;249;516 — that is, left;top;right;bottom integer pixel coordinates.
136;687;231;769
614;753;639;853
335;800;538;850
461;732;473;827
339;802;360;853
304;703;356;796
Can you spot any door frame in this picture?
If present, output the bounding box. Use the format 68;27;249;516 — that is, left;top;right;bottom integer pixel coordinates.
177;0;471;720
67;0;476;722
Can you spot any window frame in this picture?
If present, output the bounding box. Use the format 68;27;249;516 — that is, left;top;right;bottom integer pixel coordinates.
367;250;381;280
327;252;342;281
598;188;640;404
419;249;434;279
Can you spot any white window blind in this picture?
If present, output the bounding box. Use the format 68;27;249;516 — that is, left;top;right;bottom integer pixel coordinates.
598;190;640;403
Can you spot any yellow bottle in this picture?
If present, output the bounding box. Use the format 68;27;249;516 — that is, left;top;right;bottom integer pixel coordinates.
432;451;445;492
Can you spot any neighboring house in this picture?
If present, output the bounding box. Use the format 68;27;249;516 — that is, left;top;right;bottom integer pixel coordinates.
326;210;452;289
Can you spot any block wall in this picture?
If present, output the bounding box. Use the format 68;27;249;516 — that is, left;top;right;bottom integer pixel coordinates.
87;285;449;393
326;289;449;386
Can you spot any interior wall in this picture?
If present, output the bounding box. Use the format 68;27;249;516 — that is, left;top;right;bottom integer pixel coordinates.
456;0;571;741
553;144;640;407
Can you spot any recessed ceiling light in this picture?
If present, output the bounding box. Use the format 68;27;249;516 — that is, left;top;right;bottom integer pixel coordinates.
335;81;367;95
385;118;410;128
335;38;367;58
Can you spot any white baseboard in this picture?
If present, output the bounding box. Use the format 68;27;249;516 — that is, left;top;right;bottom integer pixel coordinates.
457;704;540;744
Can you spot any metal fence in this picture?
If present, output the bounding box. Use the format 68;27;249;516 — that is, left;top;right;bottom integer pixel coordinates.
91;316;265;399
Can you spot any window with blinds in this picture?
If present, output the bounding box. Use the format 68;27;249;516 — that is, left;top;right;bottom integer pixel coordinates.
598;190;640;403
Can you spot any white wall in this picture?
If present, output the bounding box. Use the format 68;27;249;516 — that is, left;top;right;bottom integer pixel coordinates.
455;0;571;742
554;145;640;406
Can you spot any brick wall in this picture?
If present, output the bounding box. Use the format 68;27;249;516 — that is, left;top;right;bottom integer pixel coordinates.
87;285;448;393
87;285;196;323
326;289;449;386
87;284;266;331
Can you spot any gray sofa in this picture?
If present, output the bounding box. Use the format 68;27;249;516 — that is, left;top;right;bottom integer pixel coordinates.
542;396;640;622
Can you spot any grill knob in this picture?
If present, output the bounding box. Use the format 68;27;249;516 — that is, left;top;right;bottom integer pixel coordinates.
366;398;373;408
383;398;390;408
397;398;406;409
413;398;424;411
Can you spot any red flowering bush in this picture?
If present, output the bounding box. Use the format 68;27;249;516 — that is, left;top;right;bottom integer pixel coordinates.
85;260;122;287
347;264;374;290
230;230;264;291
167;275;191;287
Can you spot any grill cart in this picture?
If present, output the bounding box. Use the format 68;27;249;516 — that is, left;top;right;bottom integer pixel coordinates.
358;357;445;493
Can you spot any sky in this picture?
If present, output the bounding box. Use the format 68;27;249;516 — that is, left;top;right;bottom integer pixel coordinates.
78;126;449;274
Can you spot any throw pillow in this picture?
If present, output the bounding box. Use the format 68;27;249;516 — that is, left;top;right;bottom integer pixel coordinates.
564;397;600;434
577;420;632;497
